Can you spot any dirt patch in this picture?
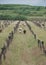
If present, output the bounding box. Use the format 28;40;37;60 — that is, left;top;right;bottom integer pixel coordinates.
31;47;46;65
31;47;42;57
21;50;34;65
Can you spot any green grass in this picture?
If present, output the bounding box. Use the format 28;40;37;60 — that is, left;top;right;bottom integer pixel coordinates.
0;20;17;49
28;21;46;43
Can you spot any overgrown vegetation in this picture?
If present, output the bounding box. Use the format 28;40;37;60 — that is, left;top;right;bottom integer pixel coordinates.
0;4;46;20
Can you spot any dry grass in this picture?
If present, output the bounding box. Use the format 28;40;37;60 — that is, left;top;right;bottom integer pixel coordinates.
0;21;46;65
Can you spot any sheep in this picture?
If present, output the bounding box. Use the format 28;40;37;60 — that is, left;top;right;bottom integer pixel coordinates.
23;30;26;34
42;23;45;27
18;28;23;33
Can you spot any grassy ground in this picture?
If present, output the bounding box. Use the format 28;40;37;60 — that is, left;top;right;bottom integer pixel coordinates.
27;21;46;65
0;21;46;65
28;21;46;44
0;20;18;50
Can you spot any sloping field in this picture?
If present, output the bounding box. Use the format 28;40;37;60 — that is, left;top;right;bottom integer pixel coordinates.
27;21;46;65
0;20;18;49
0;4;46;20
28;21;46;44
0;21;46;65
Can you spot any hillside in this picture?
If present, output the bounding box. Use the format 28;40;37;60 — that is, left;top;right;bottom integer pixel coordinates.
0;4;46;20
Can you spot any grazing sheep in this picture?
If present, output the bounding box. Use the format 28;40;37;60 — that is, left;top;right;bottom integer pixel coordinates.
18;28;23;33
23;30;26;34
42;23;45;27
19;30;22;33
